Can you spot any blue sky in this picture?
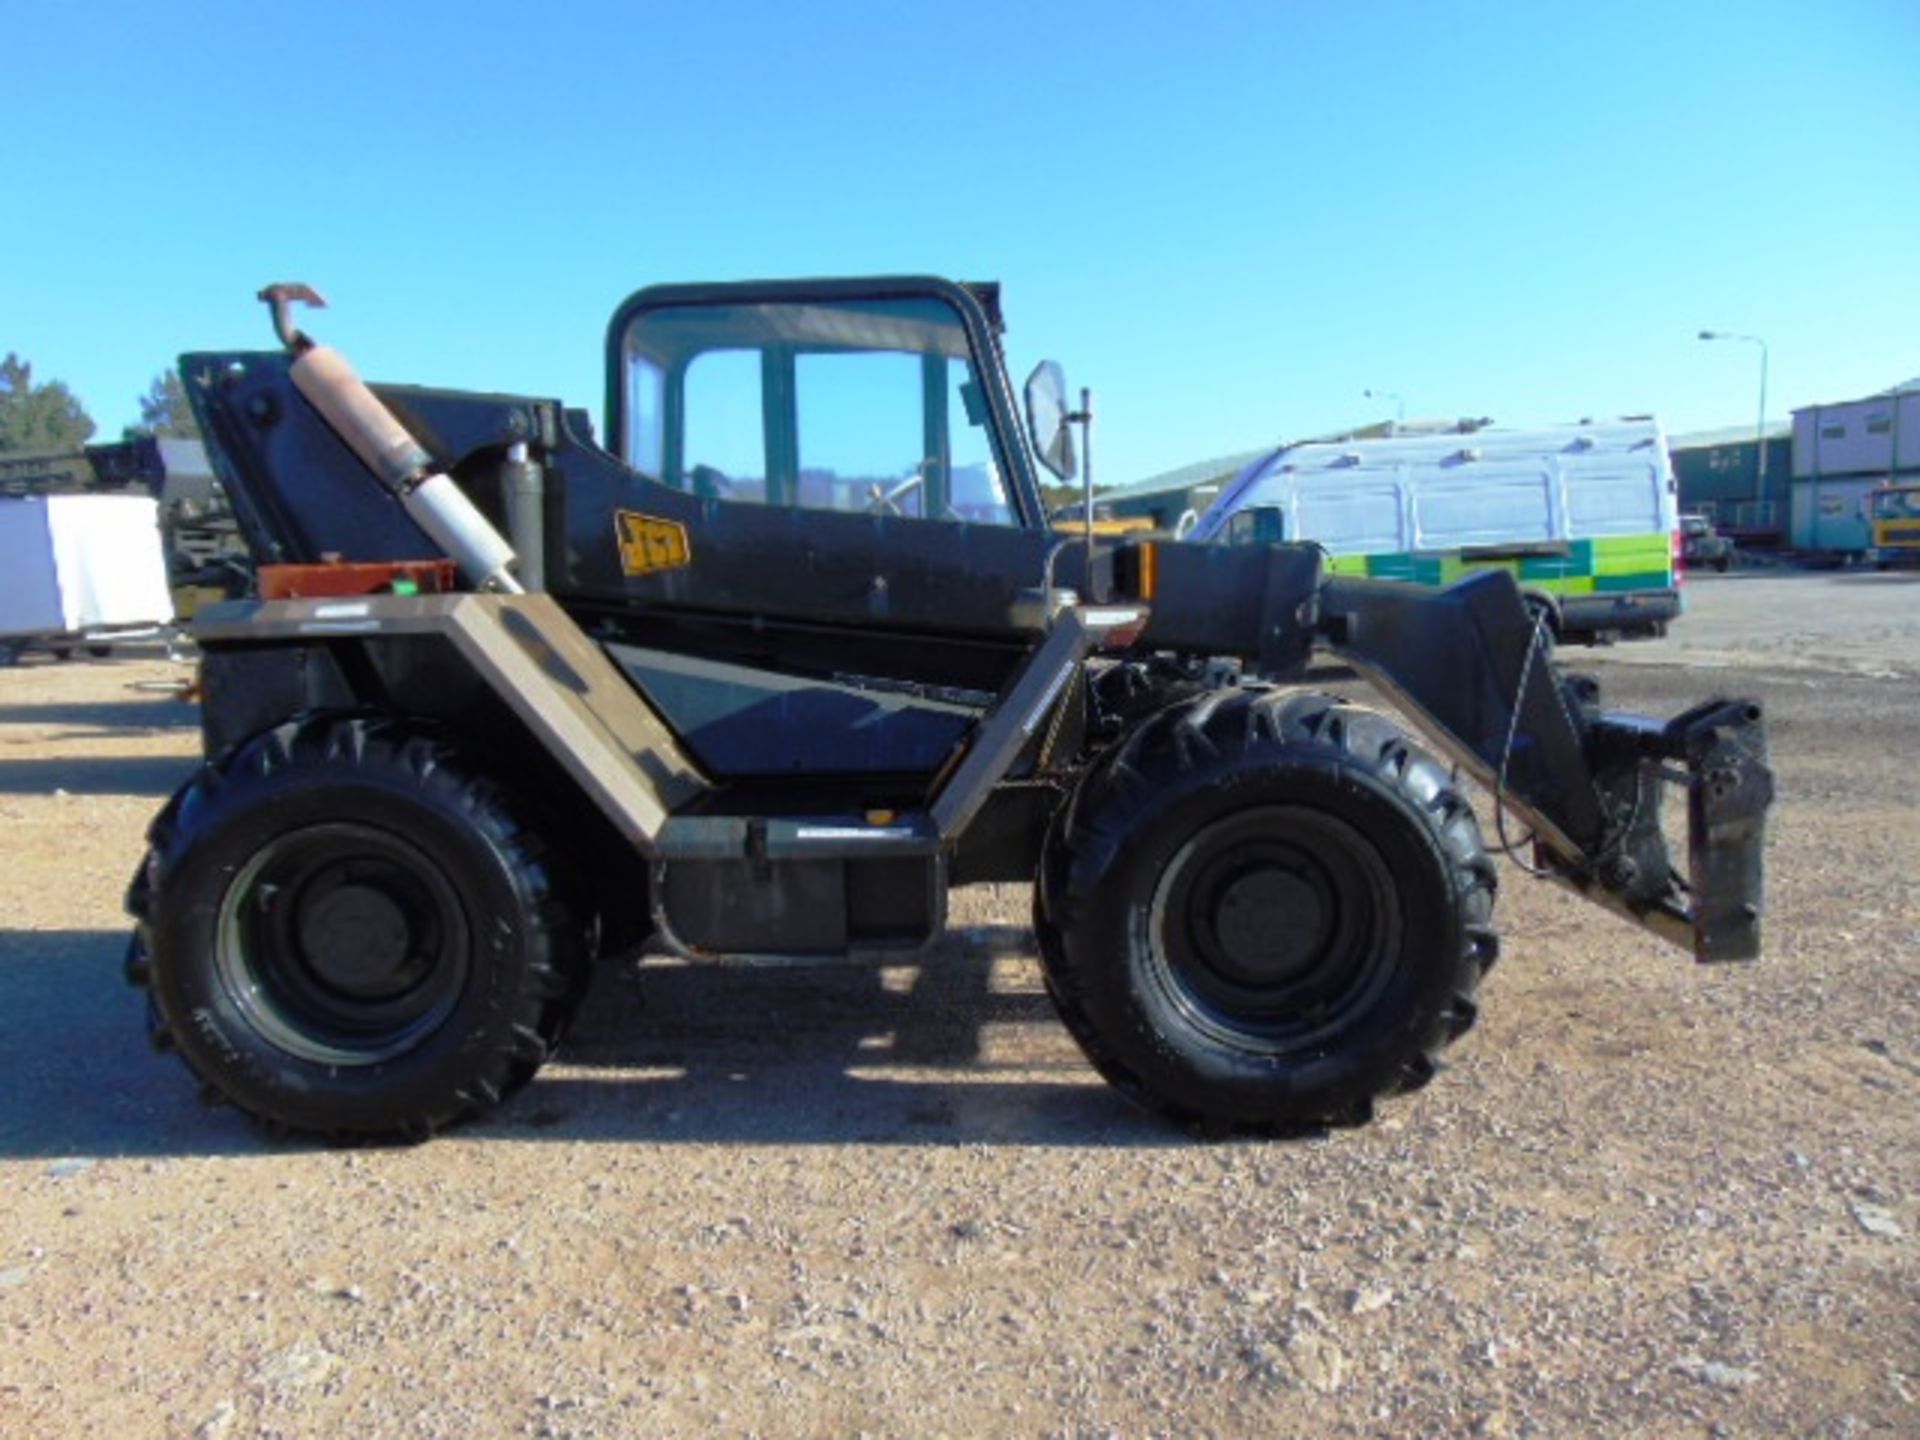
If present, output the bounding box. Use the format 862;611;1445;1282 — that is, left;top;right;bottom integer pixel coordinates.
3;0;1915;485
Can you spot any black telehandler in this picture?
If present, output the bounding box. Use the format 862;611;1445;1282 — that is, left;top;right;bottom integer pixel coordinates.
127;278;1772;1140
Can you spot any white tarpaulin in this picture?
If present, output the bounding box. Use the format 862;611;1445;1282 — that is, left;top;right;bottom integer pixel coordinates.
0;494;174;637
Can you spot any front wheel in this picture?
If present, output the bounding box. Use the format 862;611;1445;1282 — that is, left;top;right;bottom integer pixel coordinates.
1037;689;1497;1133
127;717;587;1140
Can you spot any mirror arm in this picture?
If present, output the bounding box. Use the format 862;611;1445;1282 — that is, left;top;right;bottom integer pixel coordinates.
1068;387;1095;564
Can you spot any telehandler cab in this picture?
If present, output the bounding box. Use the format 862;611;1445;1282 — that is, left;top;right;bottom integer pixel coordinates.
127;278;1772;1140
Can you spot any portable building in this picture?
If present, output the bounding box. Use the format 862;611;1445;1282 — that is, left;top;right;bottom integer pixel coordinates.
1790;381;1920;555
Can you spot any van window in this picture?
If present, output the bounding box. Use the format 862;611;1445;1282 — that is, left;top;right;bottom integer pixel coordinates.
1295;482;1402;554
1565;464;1661;537
1416;470;1552;547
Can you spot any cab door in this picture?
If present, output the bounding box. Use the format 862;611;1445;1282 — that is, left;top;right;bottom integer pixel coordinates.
552;279;1054;774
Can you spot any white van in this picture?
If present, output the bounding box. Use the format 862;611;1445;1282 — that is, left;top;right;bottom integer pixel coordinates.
1189;419;1682;642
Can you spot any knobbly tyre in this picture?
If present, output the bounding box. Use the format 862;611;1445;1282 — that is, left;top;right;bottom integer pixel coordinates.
126;279;1774;1141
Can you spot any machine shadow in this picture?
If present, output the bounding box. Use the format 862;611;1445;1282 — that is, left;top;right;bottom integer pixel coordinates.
508;923;1179;1147
0;699;200;732
0;926;1181;1159
0;930;272;1159
0;755;196;796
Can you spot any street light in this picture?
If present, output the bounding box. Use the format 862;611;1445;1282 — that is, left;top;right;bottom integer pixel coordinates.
1699;330;1770;503
1363;388;1405;431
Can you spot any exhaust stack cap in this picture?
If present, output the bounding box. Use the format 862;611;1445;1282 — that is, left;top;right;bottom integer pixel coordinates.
258;283;328;352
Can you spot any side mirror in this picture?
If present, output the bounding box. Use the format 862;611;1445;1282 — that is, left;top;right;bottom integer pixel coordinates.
1024;361;1077;481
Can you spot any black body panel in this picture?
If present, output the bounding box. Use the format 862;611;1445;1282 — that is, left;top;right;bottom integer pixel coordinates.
660;853;943;955
606;642;978;776
1320;571;1607;852
180;349;1328;697
179;351;550;566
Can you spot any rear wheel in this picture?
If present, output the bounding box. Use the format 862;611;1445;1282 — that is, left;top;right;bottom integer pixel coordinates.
1037;689;1496;1133
127;716;587;1140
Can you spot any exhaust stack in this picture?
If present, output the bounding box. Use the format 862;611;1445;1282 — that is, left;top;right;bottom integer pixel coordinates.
258;284;522;595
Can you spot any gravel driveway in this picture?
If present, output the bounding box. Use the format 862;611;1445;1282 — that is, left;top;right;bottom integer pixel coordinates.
2;571;1915;1438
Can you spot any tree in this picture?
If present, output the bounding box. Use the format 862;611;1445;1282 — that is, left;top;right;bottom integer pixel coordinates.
126;368;200;441
0;353;96;454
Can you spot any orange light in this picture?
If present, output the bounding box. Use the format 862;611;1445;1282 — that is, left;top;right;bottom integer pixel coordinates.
1136;542;1157;600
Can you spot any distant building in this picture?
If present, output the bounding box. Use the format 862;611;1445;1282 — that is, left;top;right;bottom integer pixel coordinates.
1667;423;1791;544
1098;447;1276;532
1790;380;1920;555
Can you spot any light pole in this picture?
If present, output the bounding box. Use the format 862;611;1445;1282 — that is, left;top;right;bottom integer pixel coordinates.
1363;388;1405;432
1699;330;1769;503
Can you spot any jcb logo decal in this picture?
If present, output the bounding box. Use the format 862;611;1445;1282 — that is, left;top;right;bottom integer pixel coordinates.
615;511;692;577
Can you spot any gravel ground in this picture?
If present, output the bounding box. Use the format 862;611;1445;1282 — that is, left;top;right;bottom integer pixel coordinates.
1;571;1916;1438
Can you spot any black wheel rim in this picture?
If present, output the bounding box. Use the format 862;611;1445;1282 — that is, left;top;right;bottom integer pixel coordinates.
214;822;470;1065
1146;805;1400;1055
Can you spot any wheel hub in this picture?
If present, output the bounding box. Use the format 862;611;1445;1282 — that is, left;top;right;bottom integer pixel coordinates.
1149;805;1400;1053
1211;867;1326;981
296;883;418;998
214;822;470;1066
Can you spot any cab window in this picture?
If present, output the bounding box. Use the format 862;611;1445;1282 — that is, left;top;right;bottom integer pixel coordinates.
795;350;925;515
621;295;1017;525
684;349;768;503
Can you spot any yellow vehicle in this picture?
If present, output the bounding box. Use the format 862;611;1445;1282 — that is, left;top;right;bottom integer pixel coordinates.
1046;501;1162;538
1867;483;1920;568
